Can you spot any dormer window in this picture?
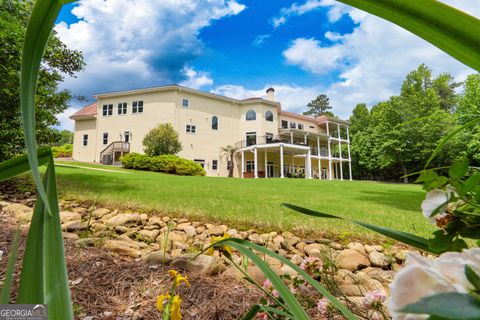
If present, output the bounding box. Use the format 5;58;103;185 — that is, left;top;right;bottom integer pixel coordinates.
246;110;256;121
265;110;273;122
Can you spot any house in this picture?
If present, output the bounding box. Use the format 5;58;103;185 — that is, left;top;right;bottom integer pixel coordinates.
70;85;352;180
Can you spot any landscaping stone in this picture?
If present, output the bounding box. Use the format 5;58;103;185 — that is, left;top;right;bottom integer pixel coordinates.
226;228;238;236
364;267;396;284
72;207;88;215
282;232;300;246
207;225;225;236
368;251;389;268
171;254;225;276
5;203;33;222
336;249;370;271
104;240;142;257
117;234;148;248
144;251;171;264
92;208;110;218
60;211;82;223
329;242;344;250
138;229;160;242
304;243;326;257
115;226;129;234
347;242;366;255
180;225;196;237
63;232;80;240
106;213;142;227
62;221;88;232
74;238;95;247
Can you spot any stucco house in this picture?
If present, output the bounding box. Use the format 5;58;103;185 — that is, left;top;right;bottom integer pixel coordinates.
70;85;352;180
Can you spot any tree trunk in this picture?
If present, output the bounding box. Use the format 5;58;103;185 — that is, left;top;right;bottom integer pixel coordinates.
402;166;409;184
228;154;234;178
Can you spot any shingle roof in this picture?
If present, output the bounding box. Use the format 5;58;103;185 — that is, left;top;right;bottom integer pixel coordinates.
70;103;97;119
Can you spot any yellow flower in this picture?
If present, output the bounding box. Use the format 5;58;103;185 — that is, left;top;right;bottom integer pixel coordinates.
168;269;190;287
208;233;232;256
156;293;170;311
170;295;182;320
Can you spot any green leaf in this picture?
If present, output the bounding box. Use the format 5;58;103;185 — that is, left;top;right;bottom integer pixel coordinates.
423;176;449;192
336;0;480;72
241;305;261;320
401;292;480;319
21;0;65;212
283;203;431;252
0;230;20;304
428;230;454;253
210;238;357;320
16;158;73;319
465;265;480;292
415;170;438;183
0;147;52;182
426;118;480;168
461;173;480;196
449;158;469;179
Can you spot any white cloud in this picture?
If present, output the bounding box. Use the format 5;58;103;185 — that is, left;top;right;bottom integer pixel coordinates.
281;0;480;118
324;31;343;42
212;84;321;115
179;67;213;89
253;34;271;47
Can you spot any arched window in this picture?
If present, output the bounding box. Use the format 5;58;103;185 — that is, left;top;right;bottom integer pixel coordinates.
265;110;273;122
212;116;218;130
246;110;256;121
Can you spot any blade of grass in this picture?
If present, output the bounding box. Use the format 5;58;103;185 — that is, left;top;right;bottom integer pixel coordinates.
212;238;357;320
241;305;261;320
17;157;73;319
21;0;65;213
0;147;52;182
0;229;20;304
336;0;480;72
282;203;431;252
425;117;480;168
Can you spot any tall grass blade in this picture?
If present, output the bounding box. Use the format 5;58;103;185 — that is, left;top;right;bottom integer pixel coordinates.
0;147;52;182
214;238;357;320
21;0;64;212
425;117;480;168
282;203;431;252
241;305;261;320
336;0;480;72
0;230;20;304
17;157;73;319
226;242;310;319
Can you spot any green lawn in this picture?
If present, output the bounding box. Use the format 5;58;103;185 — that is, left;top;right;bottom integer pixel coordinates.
53;161;433;241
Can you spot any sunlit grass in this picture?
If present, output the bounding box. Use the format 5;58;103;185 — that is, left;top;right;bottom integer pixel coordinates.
53;161;432;241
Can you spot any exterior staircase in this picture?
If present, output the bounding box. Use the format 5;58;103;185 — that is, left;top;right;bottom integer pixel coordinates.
100;141;130;165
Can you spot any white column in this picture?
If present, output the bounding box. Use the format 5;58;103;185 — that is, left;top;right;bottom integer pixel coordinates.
349;160;353;181
280;145;284;178
306;149;312;179
290;132;293;144
304;133;307;144
241;150;244;179
254;148;258;179
327;122;333;180
317;136;321;180
347;126;352;181
264;149;268;178
338;124;343;180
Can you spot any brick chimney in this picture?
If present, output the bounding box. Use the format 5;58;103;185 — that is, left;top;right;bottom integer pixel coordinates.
266;87;275;101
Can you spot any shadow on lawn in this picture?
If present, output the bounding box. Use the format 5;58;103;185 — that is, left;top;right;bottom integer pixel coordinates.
354;189;424;212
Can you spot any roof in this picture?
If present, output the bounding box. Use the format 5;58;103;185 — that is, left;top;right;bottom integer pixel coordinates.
279;110;317;123
315;115;350;125
69;103;97;119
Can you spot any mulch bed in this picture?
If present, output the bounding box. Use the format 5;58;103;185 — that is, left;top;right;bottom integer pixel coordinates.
0;208;262;319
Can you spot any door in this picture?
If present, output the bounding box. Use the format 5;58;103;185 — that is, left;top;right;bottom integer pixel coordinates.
267;162;274;178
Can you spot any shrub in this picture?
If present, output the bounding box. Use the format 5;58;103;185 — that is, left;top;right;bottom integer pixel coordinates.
143;123;182;156
52;144;73;158
120;153;205;176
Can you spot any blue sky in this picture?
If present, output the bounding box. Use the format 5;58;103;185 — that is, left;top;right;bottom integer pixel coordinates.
55;0;479;130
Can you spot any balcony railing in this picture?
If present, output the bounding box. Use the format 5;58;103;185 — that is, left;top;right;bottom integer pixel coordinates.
235;136;331;156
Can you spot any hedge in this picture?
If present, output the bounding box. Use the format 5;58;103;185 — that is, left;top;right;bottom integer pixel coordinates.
120;153;206;176
52;144;72;158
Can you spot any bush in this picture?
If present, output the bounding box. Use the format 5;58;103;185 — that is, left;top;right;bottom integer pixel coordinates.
52;144;73;158
143;123;182;156
120;153;205;176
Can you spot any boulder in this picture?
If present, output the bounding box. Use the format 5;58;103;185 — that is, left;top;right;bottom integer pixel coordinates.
207;226;226;236
60;211;82;223
62;221;88;232
304;243;326;257
180;225;196;237
138;229;160;242
335;269;357;285
226;228;238;236
363;267;396;284
117;234;148;248
248;233;264;245
72;207;88;215
282;232;300;246
171;254;225;276
104;240;141;257
347;242;366;255
115;226;129;234
336;249;370;271
144;251;171;264
74;238;95;247
368;251;389;268
329;242;344;250
63;232;80;240
148;217;165;227
90;223;107;233
106;213;142;227
92;208;111;218
4;203;33;222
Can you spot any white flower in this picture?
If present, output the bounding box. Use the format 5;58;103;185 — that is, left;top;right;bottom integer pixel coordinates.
363;290;386;309
388;248;480;320
317;298;329;315
421;188;452;224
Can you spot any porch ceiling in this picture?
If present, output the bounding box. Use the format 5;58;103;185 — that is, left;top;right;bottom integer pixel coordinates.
239;142;310;154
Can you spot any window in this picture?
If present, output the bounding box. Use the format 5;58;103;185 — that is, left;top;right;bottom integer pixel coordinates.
102;132;108;145
118;102;127;115
124;131;131;143
246;160;255;172
82;134;88;146
281;120;288;129
246;110;256;121
186;124;196;134
309;125;315;129
102;104;113;116
212;116;218;130
182;98;189;108
265;110;273;122
132;101;144;114
212;160;218;171
246;132;256;146
290;122;296;129
298;123;304;130
266;132;274;143
194;159;205;168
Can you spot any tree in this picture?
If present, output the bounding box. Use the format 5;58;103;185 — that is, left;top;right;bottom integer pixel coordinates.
54;129;73;146
303;94;333;117
0;0;85;162
221;145;237;177
143;123;182;156
456;73;480;165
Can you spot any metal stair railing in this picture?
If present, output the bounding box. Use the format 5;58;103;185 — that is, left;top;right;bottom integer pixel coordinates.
100;141;130;164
